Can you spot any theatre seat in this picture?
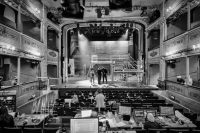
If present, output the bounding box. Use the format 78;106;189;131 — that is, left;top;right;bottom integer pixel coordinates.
23;128;42;133
134;129;147;133
43;128;59;133
3;127;22;133
192;129;200;133
169;128;191;133
148;128;167;133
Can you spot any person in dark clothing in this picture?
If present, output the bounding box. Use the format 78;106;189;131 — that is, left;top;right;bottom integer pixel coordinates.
0;106;15;128
144;113;162;129
97;67;102;85
102;67;108;84
0;76;3;89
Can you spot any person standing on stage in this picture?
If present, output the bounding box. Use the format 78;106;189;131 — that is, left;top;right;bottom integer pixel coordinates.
97;67;102;84
90;68;95;85
102;67;108;84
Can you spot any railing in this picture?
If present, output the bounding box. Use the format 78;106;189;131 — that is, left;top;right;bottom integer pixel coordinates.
0;23;44;59
128;55;139;69
1;80;48;107
17;90;55;114
91;54;129;62
1;80;47;94
49;78;60;86
113;55;144;73
165;80;200;102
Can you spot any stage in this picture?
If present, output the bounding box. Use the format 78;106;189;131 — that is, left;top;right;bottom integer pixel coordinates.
51;75;158;90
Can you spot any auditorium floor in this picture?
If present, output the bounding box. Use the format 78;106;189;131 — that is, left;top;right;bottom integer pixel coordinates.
53;75;158;89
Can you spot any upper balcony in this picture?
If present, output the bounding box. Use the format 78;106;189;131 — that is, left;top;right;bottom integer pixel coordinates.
0;23;46;60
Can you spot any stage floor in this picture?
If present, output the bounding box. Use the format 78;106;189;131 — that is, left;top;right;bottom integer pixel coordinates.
52;75;158;89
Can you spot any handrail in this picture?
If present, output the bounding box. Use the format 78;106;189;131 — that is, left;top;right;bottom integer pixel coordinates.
152;90;191;113
166;80;200;90
17;90;53;109
1;80;39;91
91;54;130;61
165;80;200;104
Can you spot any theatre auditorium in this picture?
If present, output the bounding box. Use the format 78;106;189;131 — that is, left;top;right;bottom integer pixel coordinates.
0;0;200;133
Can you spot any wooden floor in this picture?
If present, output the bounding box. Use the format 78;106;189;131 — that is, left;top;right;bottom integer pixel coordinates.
51;75;158;90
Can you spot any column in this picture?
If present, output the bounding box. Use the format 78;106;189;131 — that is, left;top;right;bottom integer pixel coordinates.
187;4;191;30
139;27;144;61
17;4;22;32
163;20;167;41
40;23;48;78
145;30;149;85
160;21;166;81
63;28;68;83
138;28;141;60
40;22;44;42
111;61;114;82
162;1;165;17
17;57;21;85
58;32;62;84
40;4;46;43
186;57;190;85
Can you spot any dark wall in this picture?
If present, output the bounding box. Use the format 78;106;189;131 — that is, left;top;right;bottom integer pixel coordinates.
47;30;58;51
20;59;39;83
191;5;200;28
167;13;187;39
0;3;17;29
22;14;41;41
47;65;57;78
148;30;160;51
132;30;138;60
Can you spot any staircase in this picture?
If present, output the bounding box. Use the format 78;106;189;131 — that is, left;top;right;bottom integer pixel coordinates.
113;55;143;73
90;54;143;73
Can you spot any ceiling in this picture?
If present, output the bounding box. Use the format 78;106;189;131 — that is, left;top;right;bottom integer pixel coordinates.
41;0;164;40
42;0;164;23
42;0;164;8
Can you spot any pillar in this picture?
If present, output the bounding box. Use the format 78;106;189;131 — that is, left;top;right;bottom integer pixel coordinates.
159;20;167;81
40;23;47;78
58;32;62;84
164;19;168;41
187;4;191;30
40;22;44;42
186;57;190;84
62;28;68;83
17;4;22;32
145;30;149;85
138;29;141;60
17;57;21;85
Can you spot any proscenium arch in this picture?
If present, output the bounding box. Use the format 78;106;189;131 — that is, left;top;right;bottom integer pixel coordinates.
61;21;147;82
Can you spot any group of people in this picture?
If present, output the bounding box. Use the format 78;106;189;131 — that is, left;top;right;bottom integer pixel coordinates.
90;66;108;85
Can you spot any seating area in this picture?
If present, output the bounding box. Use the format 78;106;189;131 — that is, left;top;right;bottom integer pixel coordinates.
53;89;173;117
1;127;200;133
0;88;199;133
45;88;199;132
